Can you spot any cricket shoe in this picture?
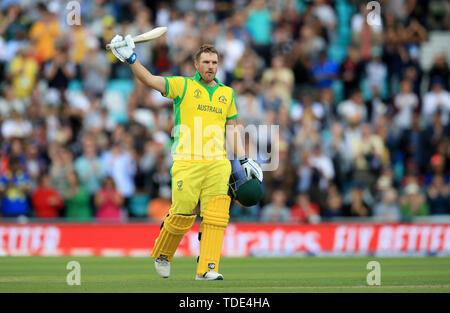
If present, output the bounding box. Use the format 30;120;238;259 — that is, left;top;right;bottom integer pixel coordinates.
195;270;224;281
155;256;170;278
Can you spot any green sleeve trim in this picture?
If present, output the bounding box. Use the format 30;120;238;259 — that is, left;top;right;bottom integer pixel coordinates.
179;77;188;103
226;88;238;120
172;78;186;156
231;88;236;108
162;77;169;97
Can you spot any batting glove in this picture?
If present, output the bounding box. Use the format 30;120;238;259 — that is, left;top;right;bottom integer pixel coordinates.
110;34;136;63
239;156;263;182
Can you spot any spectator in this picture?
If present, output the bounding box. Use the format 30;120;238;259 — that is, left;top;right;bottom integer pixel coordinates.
290;193;321;223
245;0;273;65
29;3;60;63
322;185;344;219
261;55;294;107
44;45;76;106
49;145;73;197
394;79;419;131
337;89;367;126
81;37;111;97
398;112;425;170
400;183;429;221
351;123;388;189
0;157;31;217
264;141;296;203
428;54;450;90
0;84;26;118
95;176;124;221
365;46;387;95
64;170;92;220
422;78;450;127
309;143;335;199
74;135;104;196
25;142;43;188
366;85;387;126
237;89;265;126
425;153;450;185
340;45;365;99
298;24;326;60
291;92;325;129
260;189;291;223
351;2;383;60
101;141;137;211
67;22;90;80
217;29;245;85
421;112;450;169
373;188;401;222
1;109;32;140
31;173;64;218
7;44;39;100
342;183;372;217
312;0;337;33
322;122;352;192
426;175;450;215
310;50;338;89
261;82;283;112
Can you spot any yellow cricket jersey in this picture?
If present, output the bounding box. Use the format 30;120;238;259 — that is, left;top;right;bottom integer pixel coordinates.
163;71;238;161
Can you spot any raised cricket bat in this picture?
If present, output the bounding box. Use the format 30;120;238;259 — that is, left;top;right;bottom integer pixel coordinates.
106;27;167;50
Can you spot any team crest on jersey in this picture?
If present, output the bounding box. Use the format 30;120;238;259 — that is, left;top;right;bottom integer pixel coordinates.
177;180;183;191
218;95;227;104
194;89;202;99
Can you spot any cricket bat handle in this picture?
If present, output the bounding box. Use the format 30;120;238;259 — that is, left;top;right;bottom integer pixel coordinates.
106;40;128;50
105;27;167;50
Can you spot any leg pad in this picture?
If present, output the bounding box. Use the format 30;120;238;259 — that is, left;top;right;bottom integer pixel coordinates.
196;195;231;276
151;214;196;262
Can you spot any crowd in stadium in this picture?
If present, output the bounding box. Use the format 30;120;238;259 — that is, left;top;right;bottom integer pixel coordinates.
0;0;450;223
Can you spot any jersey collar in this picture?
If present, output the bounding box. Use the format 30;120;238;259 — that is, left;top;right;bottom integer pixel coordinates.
194;71;224;86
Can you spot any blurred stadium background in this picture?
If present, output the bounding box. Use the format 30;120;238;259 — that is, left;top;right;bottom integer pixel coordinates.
0;0;450;259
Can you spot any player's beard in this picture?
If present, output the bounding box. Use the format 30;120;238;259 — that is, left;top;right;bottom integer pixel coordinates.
201;70;216;84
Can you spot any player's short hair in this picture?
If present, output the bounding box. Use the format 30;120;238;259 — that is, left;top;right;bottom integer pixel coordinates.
194;44;219;61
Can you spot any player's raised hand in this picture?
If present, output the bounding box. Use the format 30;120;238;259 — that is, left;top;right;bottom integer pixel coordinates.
239;156;263;182
109;34;135;63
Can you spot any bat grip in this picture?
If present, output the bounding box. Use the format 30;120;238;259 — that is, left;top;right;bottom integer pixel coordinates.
106;40;127;50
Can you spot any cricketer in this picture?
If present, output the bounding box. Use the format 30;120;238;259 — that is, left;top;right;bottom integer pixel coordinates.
109;34;263;280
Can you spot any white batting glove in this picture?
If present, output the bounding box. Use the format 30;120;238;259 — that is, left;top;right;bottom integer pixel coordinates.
110;34;136;63
239;156;263;182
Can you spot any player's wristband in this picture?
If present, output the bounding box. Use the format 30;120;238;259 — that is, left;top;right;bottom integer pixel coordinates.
239;156;249;165
127;53;137;64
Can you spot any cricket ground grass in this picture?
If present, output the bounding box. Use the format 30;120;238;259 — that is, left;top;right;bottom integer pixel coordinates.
0;256;449;293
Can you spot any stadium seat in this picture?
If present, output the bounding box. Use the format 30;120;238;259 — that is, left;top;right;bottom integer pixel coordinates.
68;79;83;92
102;89;128;124
107;79;135;101
129;194;150;218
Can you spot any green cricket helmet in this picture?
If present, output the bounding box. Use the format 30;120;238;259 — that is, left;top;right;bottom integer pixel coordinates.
229;169;264;207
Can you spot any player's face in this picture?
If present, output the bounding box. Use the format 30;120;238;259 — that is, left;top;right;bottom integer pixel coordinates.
195;52;218;83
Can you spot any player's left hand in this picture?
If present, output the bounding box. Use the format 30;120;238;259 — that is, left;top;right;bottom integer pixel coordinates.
239;156;263;182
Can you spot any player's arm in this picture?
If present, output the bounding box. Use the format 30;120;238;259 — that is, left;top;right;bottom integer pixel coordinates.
108;34;166;94
226;117;263;182
129;59;166;94
226;118;246;159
